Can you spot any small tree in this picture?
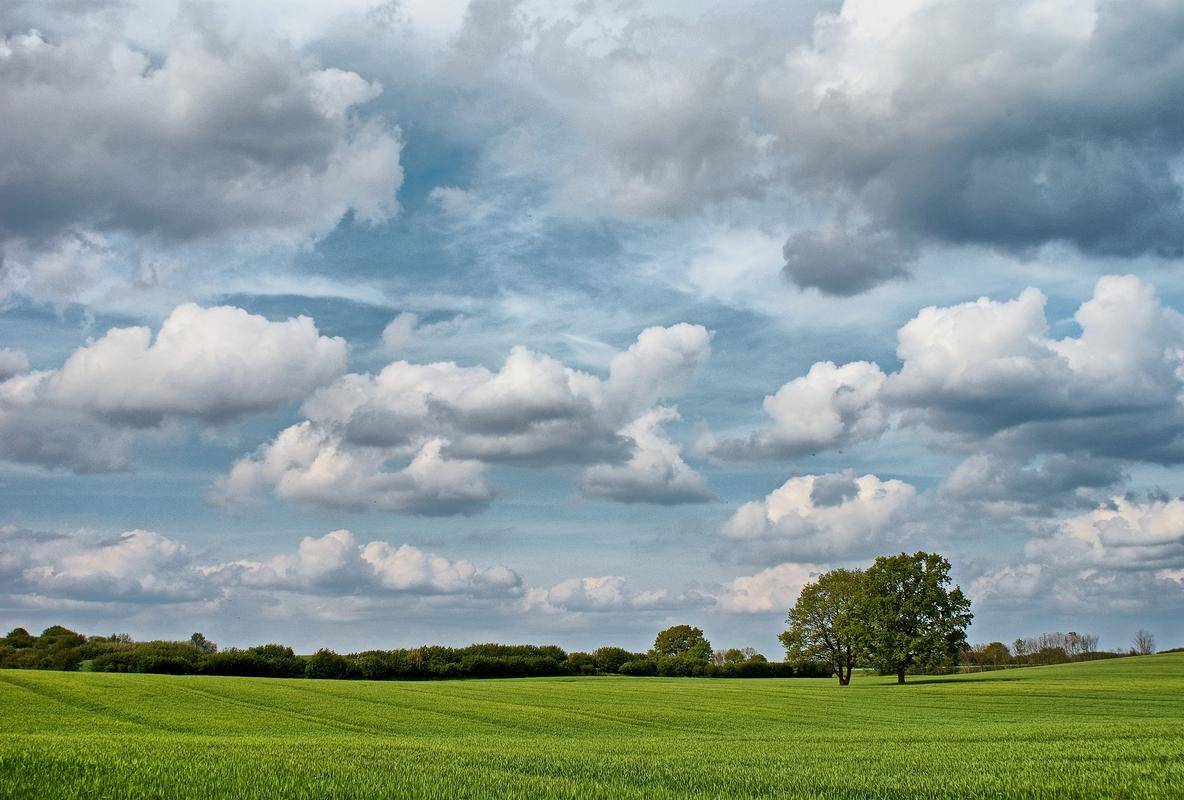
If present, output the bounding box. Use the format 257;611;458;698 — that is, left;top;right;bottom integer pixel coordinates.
1132;629;1156;655
723;648;746;665
861;552;973;684
780;568;867;685
651;625;712;663
189;632;218;654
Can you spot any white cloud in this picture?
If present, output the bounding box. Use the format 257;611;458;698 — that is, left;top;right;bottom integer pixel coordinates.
212;427;493;516
712;360;887;459
523;575;682;614
722;470;916;561
3;527;203;603
1027;495;1184;571
0;304;346;474
46;304;347;424
2;526;523;609
720;275;1184;505
215;529;521;596
217;323;712;513
717;562;821;614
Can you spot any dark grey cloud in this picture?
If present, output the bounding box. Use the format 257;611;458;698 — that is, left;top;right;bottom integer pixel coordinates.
0;5;403;302
941;453;1126;514
781;225;915;296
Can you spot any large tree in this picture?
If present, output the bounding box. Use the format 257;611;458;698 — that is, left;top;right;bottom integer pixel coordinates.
779;568;867;686
862;551;973;684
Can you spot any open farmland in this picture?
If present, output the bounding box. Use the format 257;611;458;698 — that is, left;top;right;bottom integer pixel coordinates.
2;654;1182;800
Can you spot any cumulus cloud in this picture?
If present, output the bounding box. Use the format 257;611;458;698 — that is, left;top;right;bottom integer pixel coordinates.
711;360;886;460
212;529;522;597
578;407;712;505
722;470;916;562
885;276;1184;461
523;574;692;614
1;526;524;609
719;275;1184;507
216;324;712;513
212;428;494;516
1;527;204;603
0;10;403;302
0;304;346;473
967;491;1184;614
717;562;821;614
46;303;348;425
1026;494;1184;571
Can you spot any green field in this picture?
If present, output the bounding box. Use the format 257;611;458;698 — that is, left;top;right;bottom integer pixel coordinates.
2;654;1182;799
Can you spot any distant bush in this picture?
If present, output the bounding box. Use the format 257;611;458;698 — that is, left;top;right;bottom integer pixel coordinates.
1;624;821;682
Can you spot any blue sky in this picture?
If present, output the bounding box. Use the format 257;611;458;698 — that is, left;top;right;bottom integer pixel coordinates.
2;0;1183;655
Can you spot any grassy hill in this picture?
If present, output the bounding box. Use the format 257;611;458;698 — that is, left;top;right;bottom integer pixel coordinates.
2;653;1182;799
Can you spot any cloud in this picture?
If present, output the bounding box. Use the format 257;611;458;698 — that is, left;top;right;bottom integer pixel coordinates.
884;276;1184;461
217;324;712;513
45;303;348;425
2;527;204;603
718;274;1184;506
717;562;821;614
711;360;886;460
0;304;346;473
523;574;692;614
448;0;1184;293
940;453;1126;514
1027;494;1184;571
381;311;469;354
0;11;403;302
781;224;915;296
2;526;524;609
578;407;712;505
967;491;1184;614
721;470;916;562
0;348;29;380
211;428;493;516
212;529;522;596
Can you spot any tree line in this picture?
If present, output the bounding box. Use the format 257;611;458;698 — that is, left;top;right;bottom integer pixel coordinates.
0;624;828;681
961;629;1158;669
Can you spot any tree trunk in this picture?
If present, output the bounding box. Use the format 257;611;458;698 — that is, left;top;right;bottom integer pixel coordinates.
896;666;906;684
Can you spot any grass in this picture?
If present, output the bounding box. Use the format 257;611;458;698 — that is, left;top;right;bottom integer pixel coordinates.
1;653;1182;799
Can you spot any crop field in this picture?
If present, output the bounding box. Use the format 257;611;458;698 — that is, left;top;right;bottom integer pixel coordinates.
1;654;1182;799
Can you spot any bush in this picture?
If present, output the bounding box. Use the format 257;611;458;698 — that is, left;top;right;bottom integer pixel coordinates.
618;658;658;676
304;649;355;680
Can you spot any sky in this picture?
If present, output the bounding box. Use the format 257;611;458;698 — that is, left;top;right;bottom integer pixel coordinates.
2;0;1183;656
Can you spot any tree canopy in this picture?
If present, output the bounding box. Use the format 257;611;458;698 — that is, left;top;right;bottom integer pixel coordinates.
651;625;712;661
861;552;973;683
779;568;867;685
781;552;973;685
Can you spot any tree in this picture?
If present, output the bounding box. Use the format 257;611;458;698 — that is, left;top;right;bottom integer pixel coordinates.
1132;629;1156;655
189;632;218;654
723;648;746;665
779;568;867;685
651;625;712;663
592;647;637;673
861;552;973;684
